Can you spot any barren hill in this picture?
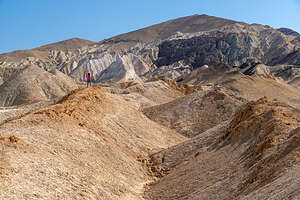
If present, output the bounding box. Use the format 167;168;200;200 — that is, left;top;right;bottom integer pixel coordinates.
36;38;94;51
144;97;300;200
0;65;78;106
143;74;300;139
221;75;300;108
143;87;245;137
180;65;300;108
102;14;238;45
0;38;94;63
0;87;185;200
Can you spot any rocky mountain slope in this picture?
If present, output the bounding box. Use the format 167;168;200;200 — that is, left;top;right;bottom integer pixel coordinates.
115;80;184;108
155;23;299;68
101;14;238;45
1;14;299;86
178;64;300;107
277;28;300;36
0;38;94;64
241;63;300;88
221;75;300;108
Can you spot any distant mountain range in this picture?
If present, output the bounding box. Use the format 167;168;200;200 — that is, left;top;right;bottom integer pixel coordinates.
0;14;300;106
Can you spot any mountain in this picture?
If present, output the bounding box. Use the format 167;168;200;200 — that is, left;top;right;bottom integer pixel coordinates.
154;23;300;68
101;14;239;45
0;38;94;63
277;28;300;36
1;14;300;86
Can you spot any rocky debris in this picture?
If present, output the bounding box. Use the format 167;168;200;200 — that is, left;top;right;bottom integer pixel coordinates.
149;121;229;169
215;97;300;198
137;156;170;178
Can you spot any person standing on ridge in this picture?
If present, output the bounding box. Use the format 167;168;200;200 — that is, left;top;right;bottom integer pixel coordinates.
86;72;91;87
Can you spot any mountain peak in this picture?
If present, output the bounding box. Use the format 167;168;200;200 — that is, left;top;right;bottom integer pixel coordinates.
277;28;300;36
102;14;239;44
35;38;94;51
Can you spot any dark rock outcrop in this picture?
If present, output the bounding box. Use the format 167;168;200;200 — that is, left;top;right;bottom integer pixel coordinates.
155;25;299;69
277;28;300;36
156;32;262;68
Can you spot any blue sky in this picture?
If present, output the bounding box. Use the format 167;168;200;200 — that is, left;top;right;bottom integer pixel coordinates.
1;0;300;53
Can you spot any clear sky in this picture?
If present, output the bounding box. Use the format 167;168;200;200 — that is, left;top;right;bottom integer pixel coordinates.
1;0;300;54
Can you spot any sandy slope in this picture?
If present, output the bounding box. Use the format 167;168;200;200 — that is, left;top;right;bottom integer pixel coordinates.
222;75;300;108
0;65;78;106
143;86;245;137
108;80;184;109
144;97;300;200
0;87;186;200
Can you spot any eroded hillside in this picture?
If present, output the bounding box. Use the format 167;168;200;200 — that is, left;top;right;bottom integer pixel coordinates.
0;13;300;200
144;97;300;200
0;87;185;199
